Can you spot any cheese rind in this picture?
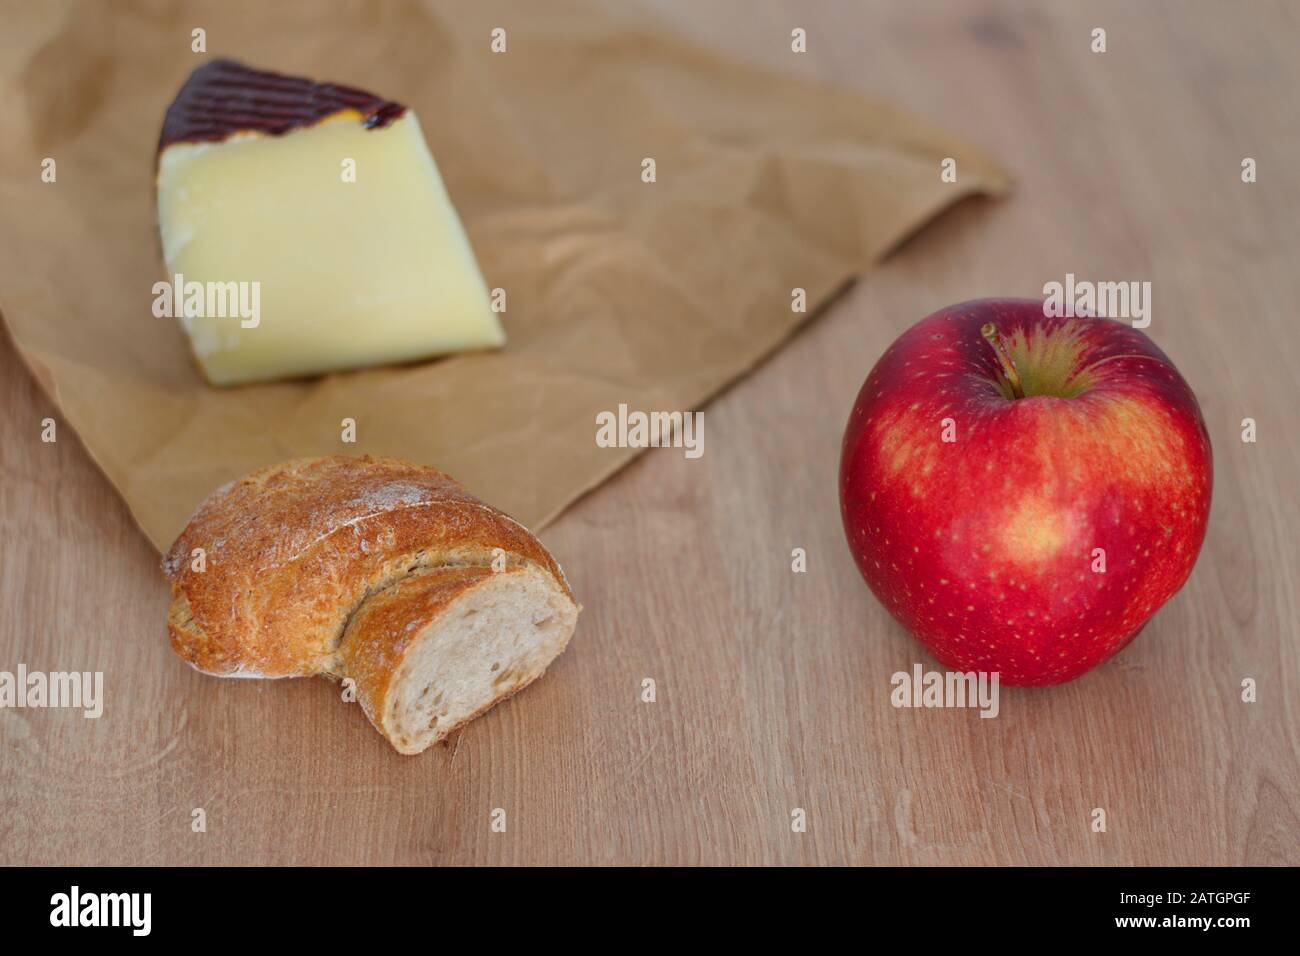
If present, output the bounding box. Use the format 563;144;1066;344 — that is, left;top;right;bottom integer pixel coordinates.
156;62;503;386
158;58;407;148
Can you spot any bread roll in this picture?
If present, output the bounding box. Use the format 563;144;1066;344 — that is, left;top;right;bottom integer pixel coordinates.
162;455;580;754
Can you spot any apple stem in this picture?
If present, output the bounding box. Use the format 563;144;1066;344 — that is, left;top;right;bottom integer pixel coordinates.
981;323;1025;399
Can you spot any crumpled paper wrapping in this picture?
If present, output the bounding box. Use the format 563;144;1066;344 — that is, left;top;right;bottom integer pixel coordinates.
0;0;1007;548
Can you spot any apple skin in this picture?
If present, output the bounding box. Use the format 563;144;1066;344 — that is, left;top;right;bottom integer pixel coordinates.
839;299;1212;685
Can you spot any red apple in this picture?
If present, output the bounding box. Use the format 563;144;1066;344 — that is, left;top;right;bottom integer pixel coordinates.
839;299;1212;685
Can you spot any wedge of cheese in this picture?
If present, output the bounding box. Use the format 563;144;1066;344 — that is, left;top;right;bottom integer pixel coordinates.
156;59;504;386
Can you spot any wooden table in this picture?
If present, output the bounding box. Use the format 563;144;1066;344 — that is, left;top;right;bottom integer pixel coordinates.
3;0;1296;866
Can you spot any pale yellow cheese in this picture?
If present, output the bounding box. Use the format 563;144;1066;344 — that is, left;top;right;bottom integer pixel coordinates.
156;112;504;385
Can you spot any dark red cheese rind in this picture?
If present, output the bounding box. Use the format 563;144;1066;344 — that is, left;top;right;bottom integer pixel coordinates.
158;58;406;153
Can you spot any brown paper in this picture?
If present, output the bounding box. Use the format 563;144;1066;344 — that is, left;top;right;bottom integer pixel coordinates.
0;0;1008;550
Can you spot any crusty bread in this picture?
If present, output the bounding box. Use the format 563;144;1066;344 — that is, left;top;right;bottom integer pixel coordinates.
162;455;580;754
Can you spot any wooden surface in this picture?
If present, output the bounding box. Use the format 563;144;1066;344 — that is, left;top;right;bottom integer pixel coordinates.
2;0;1297;866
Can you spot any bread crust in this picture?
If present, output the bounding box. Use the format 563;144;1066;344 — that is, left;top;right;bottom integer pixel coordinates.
162;455;574;679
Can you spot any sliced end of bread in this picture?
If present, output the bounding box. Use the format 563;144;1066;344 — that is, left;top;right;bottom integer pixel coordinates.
337;564;578;755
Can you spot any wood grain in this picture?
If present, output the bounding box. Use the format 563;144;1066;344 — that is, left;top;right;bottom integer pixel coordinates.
1;0;1296;865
